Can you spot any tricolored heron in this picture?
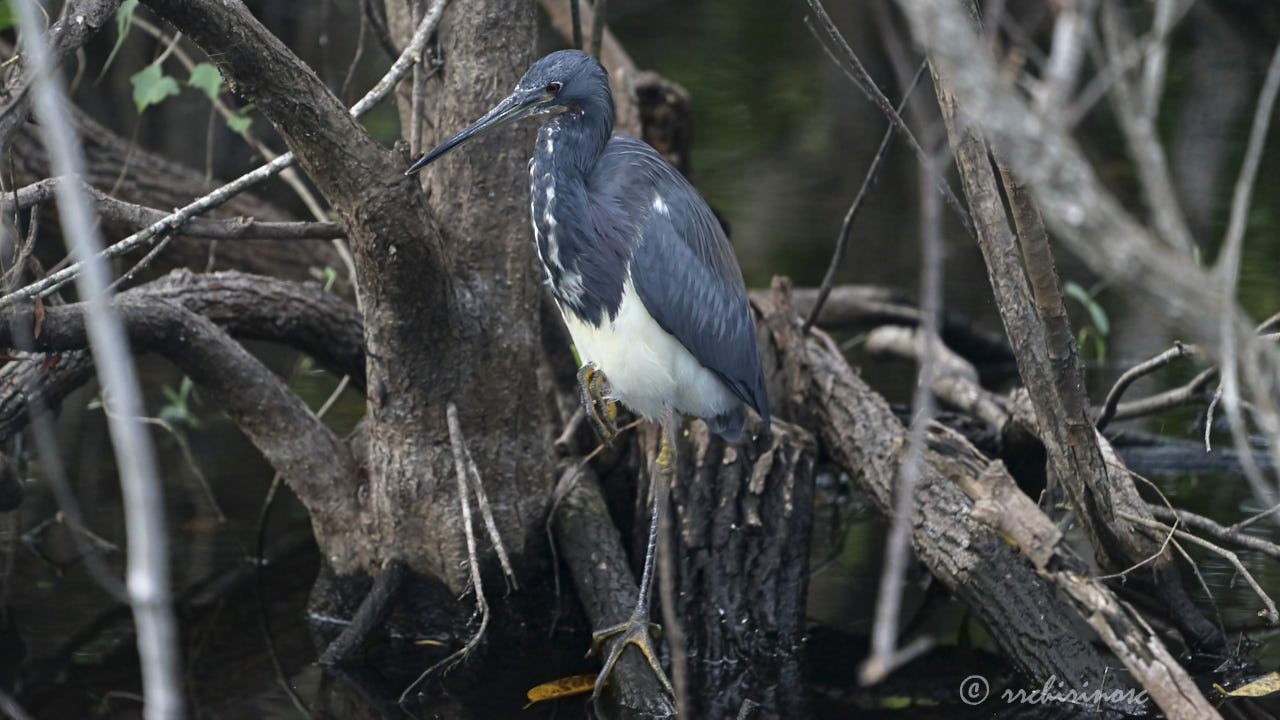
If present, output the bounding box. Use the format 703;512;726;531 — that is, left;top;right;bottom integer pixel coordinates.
407;49;769;701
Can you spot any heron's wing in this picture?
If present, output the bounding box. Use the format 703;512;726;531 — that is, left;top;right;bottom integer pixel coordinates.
590;134;770;428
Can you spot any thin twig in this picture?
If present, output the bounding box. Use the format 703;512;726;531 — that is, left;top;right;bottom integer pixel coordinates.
1232;503;1280;533
14;0;179;716
1;177;346;240
98;403;225;523
1093;513;1177;582
1120;512;1279;624
460;438;518;591
1099;2;1195;254
1146;505;1280;561
1036;0;1097;115
106;236;172;293
803;0;973;237
252;372;351;720
340;0;370;103
590;0;606;60
1107;365;1216;424
1096;341;1193;430
553;406;585;456
400;402;492;703
860;129;942;686
570;0;582;49
0;0;448;311
1212;40;1280;519
0;686;34;720
803;59;926;333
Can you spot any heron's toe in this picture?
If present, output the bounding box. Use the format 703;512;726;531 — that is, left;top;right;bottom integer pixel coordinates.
588;617;674;701
577;364;619;443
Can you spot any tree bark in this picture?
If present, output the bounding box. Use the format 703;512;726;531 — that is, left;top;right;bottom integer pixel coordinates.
756;280;1130;708
652;418;815;719
0;269;364;446
0;286;362;564
142;0;554;593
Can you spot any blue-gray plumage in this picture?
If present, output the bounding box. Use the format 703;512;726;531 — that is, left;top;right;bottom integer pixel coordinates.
409;49;769;442
406;50;769;702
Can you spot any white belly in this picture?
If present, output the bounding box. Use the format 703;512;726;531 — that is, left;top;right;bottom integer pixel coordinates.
561;277;739;424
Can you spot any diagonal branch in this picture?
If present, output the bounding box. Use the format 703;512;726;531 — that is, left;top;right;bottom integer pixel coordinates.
3;177;346;240
0;293;363;562
0;0;449;311
13;0;179;716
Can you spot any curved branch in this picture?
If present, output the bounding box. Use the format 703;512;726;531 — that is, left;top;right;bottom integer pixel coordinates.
0;270;365;443
0;291;362;558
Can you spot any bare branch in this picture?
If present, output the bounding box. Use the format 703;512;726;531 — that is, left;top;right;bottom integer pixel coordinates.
1147;504;1280;561
1096;342;1194;430
12;0;179;714
1036;0;1097;115
1099;2;1196;253
804;60;926;333
0;0;121;151
0;0;448;311
862;131;943;686
803;0;973;235
1121;512;1278;625
2;177;345;240
1213;40;1280;519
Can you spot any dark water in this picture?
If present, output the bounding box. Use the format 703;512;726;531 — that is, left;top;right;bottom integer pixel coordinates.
10;0;1280;717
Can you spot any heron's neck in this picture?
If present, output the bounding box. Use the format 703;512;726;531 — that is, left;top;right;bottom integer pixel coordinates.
537;107;611;177
530;111;625;326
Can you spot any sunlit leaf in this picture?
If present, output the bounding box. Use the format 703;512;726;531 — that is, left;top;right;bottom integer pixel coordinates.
1216;671;1280;698
524;674;595;708
102;0;139;76
188;62;223;102
131;62;179;113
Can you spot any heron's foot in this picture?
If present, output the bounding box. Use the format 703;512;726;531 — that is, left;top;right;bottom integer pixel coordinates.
588;613;675;700
577;364;618;443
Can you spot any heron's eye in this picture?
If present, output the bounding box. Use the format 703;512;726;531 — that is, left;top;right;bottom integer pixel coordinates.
546;82;562;94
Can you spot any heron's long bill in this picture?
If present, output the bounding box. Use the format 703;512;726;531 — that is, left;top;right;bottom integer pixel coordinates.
405;92;537;175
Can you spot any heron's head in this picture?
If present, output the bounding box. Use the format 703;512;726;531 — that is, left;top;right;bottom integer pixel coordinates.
406;50;611;175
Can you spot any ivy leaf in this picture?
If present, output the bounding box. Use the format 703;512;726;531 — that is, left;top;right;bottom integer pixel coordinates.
101;0;140;76
188;63;223;102
131;62;179;113
225;113;251;133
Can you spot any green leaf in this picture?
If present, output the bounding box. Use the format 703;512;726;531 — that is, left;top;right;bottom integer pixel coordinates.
131;62;180;113
1063;280;1090;305
0;2;17;32
188;63;223;102
1086;300;1109;336
1064;280;1109;336
226;113;251;133
102;0;140;76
